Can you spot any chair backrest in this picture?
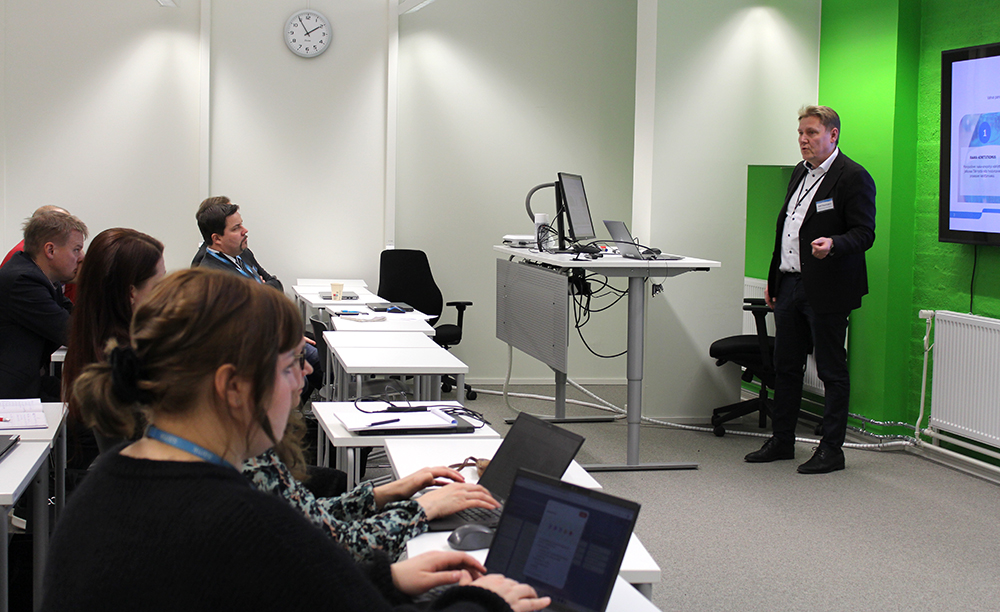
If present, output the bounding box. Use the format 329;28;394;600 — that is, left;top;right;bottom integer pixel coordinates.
309;316;329;373
376;249;443;326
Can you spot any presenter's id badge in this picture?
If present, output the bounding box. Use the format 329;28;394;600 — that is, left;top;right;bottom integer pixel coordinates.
815;198;834;213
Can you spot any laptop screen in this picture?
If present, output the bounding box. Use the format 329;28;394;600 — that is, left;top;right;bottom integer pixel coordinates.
477;412;584;504
485;469;640;612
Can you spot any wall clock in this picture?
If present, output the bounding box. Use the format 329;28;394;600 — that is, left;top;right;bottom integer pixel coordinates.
284;9;331;58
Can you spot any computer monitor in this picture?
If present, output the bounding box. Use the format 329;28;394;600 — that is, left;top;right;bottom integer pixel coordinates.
557;172;596;243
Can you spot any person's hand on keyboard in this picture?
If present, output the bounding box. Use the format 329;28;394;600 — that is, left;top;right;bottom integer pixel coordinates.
415;482;500;520
373;465;466;507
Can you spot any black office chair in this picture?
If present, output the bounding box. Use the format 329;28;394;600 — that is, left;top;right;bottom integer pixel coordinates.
309;317;331;400
376;249;476;400
708;298;776;437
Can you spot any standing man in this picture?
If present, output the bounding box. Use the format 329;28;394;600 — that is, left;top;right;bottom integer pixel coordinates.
0;210;88;399
744;105;876;474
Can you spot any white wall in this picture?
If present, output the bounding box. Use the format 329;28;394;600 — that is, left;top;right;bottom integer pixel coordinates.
642;0;821;419
0;0;390;283
208;0;390;285
1;0;202;269
396;0;637;384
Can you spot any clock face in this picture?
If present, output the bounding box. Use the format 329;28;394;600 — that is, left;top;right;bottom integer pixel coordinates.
284;10;332;58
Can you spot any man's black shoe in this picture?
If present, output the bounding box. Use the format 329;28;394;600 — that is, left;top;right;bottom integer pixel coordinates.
744;438;795;463
797;446;845;474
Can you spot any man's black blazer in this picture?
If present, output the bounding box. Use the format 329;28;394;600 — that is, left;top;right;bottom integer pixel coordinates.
0;251;72;398
767;151;876;314
195;243;283;292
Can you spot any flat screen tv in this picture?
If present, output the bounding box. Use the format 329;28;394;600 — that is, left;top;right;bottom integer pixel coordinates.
940;42;1000;245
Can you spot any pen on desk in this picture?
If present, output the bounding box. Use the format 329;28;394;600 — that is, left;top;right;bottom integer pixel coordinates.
368;418;400;427
0;417;10;422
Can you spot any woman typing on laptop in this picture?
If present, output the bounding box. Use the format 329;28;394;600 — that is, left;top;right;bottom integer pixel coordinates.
43;269;548;612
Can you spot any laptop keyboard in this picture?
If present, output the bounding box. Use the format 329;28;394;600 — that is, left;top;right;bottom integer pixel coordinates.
452;505;503;525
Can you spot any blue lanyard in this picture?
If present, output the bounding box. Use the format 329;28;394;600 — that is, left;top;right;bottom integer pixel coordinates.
146;425;235;469
207;250;260;283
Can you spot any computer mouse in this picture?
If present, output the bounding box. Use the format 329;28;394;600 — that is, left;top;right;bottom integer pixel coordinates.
642;247;661;256
447;524;495;551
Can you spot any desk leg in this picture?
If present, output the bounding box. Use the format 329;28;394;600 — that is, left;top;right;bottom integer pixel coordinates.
1;504;7;612
455;374;465;406
32;458;49;607
317;426;327;467
634;583;653;600
56;419;66;520
585;276;698;472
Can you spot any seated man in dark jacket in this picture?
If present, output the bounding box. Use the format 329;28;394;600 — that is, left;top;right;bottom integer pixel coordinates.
193;196;321;396
0;210;88;399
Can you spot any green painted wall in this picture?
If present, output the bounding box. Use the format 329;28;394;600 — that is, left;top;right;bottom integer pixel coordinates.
816;0;1000;438
817;0;921;427
745;166;794;280
910;0;1000;418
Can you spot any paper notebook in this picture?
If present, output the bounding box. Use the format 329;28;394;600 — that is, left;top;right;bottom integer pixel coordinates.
0;399;47;430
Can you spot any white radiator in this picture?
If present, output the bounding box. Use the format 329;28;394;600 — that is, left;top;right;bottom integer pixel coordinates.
930;310;1000;447
743;277;825;396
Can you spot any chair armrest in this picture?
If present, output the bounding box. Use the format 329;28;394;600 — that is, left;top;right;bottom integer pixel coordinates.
445;301;473;329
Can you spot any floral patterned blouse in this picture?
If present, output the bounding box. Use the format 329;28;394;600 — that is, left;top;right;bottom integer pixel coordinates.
243;449;429;563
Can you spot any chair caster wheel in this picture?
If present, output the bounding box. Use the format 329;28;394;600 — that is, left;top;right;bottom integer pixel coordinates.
713;425;726;437
814;422;823;436
466;389;478;401
441;382;453;393
710;415;722;427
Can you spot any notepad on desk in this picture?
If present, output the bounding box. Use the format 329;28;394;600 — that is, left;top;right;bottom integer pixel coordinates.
335;408;474;436
0;399;48;430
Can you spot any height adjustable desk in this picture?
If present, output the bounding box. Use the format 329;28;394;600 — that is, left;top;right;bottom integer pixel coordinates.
494;245;720;471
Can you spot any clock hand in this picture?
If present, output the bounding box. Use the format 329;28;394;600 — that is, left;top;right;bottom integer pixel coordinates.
305;23;324;36
298;16;308;32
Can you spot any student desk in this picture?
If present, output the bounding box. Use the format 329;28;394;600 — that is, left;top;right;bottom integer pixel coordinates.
388;437;662;599
494;246;719;472
311;401;499;489
0;442;49;612
326;308;436;335
292;281;385;323
0;402;67;610
321;330;440;402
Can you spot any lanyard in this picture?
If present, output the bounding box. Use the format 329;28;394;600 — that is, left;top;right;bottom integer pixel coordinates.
207;250;260;283
146;425;235;469
791;167;825;214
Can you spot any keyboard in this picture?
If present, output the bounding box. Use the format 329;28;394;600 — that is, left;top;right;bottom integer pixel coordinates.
451;505;503;526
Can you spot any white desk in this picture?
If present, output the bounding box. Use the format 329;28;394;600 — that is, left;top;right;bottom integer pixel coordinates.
494;245;719;471
311;401;500;489
329;346;468;403
0;441;51;612
292;282;387;323
321;331;441;402
390;438;661;598
384;437;600;491
326;309;436;335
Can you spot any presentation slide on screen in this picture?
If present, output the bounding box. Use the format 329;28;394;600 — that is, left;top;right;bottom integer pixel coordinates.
950;55;1000;232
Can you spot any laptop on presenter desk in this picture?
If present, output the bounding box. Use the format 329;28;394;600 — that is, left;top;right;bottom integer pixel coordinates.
427;412;585;532
603;220;683;261
485;468;641;612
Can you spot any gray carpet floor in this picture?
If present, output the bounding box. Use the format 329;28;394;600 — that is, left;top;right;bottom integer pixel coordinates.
388;383;1000;612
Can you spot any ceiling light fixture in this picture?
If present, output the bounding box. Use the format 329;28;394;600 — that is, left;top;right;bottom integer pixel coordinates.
399;0;437;15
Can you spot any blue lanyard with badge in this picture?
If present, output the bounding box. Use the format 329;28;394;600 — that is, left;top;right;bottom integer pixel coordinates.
208;250;261;283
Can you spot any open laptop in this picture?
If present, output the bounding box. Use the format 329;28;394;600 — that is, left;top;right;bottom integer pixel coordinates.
427;413;584;531
603;220;683;261
485;468;641;612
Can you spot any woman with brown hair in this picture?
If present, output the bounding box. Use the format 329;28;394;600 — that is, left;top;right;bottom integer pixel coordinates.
62;227;165;452
42;269;548;612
